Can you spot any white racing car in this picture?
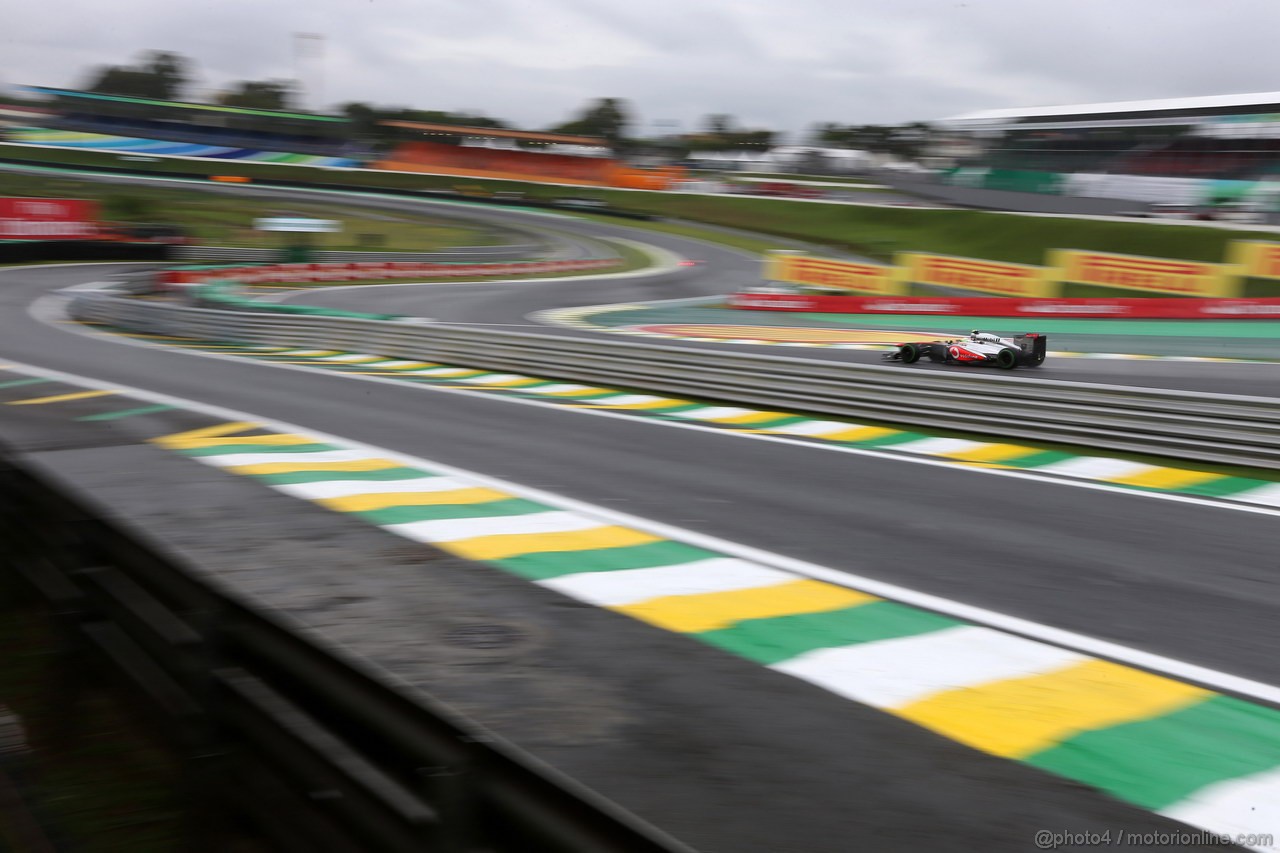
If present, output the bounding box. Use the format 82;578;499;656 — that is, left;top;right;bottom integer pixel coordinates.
883;330;1047;369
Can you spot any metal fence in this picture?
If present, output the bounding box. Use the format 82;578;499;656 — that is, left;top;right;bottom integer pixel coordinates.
68;289;1280;470
0;446;696;853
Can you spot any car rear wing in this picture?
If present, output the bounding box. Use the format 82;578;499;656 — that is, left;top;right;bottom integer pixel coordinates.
1013;333;1047;360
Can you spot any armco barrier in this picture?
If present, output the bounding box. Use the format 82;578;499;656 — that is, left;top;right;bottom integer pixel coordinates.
66;287;1280;470
0;442;695;853
729;292;1280;318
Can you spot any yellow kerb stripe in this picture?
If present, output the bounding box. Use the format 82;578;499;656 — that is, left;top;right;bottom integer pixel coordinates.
168;433;319;449
940;443;1042;463
7;389;118;405
615;580;877;633
318;488;512;512
443;526;661;561
227;458;404;476
153;421;260;448
818;426;899;442
894;658;1212;759
701;411;792;424
1106;467;1223;490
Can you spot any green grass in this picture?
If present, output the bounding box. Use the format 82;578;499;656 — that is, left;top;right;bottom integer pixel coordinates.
0;167;501;252
6;143;1280;288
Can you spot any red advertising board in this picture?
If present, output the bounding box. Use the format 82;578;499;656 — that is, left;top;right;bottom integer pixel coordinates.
0;197;99;240
729;293;1280;319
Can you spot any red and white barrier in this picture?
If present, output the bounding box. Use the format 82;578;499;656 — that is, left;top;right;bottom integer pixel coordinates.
158;259;620;291
729;293;1280;319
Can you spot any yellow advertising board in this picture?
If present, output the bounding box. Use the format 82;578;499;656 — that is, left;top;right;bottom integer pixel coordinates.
765;253;903;295
1229;241;1280;281
897;252;1057;297
1050;250;1238;297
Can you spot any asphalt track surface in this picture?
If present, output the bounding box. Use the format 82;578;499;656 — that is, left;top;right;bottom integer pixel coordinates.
1;262;1276;851
3;160;1276;395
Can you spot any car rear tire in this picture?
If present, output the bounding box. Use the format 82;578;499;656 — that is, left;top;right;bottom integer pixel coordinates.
899;343;921;364
995;348;1019;370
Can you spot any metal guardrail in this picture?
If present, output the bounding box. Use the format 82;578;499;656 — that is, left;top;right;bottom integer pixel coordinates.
68;290;1280;470
0;447;697;853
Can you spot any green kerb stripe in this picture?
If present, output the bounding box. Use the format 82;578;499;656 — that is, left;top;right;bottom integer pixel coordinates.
1181;477;1280;498
1025;695;1280;810
180;442;341;457
76;404;175;421
0;378;51;390
351;497;549;525
494;541;720;580
697;601;963;666
997;451;1079;469
251;467;432;485
844;431;926;448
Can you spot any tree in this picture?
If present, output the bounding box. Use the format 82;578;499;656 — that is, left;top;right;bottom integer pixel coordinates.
83;50;190;100
549;97;630;145
217;80;296;111
704;113;734;137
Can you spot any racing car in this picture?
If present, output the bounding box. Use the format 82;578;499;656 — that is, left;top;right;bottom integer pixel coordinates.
883;330;1047;369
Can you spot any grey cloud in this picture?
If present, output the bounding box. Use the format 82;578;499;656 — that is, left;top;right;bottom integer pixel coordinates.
5;0;1280;136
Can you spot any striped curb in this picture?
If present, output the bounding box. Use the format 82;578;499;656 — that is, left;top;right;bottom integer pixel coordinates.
3;353;1277;846
81;325;1280;511
532;304;1277;364
143;417;1280;848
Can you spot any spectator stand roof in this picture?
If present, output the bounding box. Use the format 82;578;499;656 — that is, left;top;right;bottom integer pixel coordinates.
938;91;1280;133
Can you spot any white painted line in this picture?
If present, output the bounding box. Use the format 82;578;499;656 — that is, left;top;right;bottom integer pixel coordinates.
893;437;989;456
270;477;470;501
537;559;791;607
321;353;383;363
4;346;1280;709
1233;483;1280;507
772;626;1085;708
456;373;535;384
766;420;871;436
384;510;603;544
196;449;377;468
1159;767;1280;852
1036;457;1155;480
31;295;1280;532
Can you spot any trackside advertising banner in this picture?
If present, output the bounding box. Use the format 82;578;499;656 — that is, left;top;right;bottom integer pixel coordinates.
0;197;99;239
897;252;1055;297
1049;250;1235;297
766;253;903;295
1229;241;1280;281
728;293;1280;318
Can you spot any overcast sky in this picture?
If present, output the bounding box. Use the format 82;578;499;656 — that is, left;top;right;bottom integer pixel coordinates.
5;0;1280;139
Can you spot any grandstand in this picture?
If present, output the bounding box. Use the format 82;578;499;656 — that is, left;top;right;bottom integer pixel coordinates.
933;92;1280;205
9;86;365;165
374;121;685;189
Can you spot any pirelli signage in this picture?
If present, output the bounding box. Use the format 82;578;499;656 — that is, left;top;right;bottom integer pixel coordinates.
765;252;903;295
897;252;1056;297
1050;250;1237;297
1229;241;1280;281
